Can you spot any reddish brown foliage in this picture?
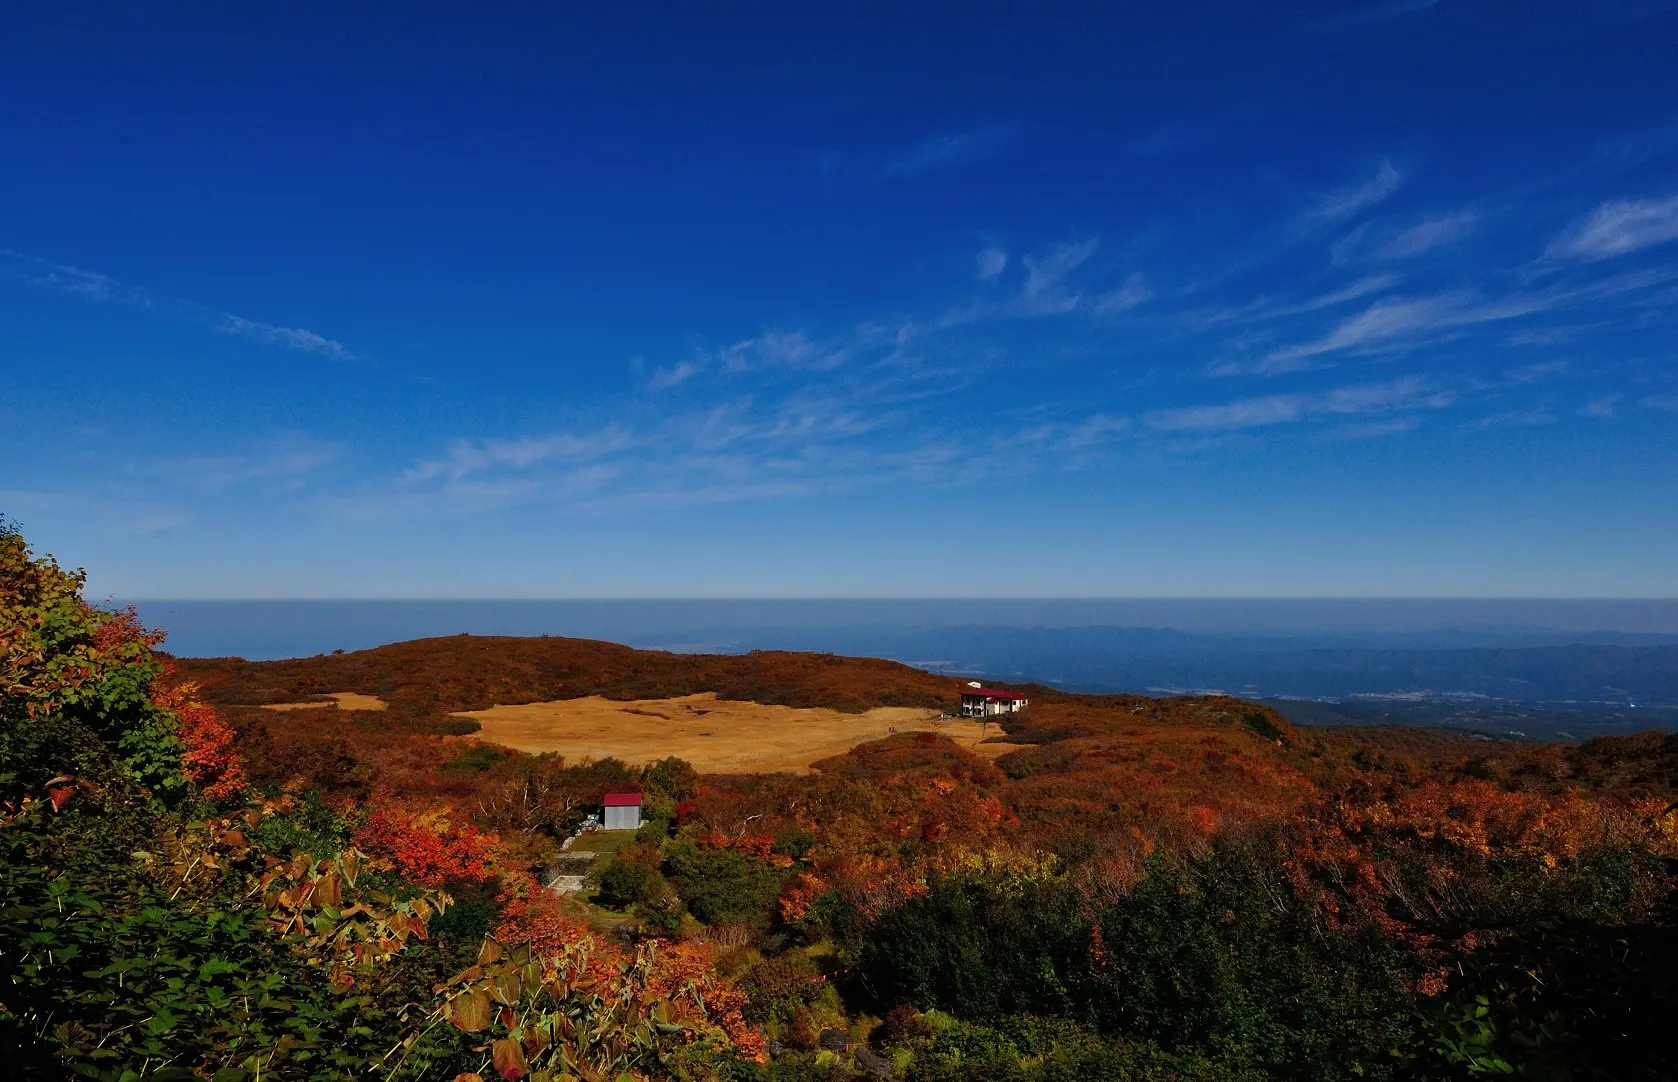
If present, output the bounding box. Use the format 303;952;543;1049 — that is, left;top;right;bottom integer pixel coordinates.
172;635;959;715
165;633;1678;989
354;809;497;887
152;680;247;800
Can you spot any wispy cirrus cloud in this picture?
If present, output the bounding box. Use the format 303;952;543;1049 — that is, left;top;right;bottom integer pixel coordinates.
405;427;634;483
0;248;354;359
1547;194;1678;260
1019;239;1100;315
936;238;1109;326
1579;394;1621;418
151;433;345;491
1;488;195;539
647;361;699;390
878;127;1010;180
1318;416;1422;441
216;314;351;357
389;396;942;516
1467;407;1556;429
1144;376;1449;432
717;329;851;373
1252;291;1539;373
383;153;1677;518
1126;104;1265;158
1249;265;1678;374
1304;160;1404;224
1373;209;1481;259
1252;274;1402;321
1503;360;1570;384
1093;272;1154;313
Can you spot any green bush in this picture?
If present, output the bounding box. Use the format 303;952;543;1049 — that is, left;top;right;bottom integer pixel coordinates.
635;815;673;845
668;840;785;926
854;842;1422;1081
853;871;1088;1019
902;1016;1261;1082
1419;854;1678;1079
597;857;662;909
0;792;476;1080
642;756;700;801
250;790;354;858
741;951;823;1024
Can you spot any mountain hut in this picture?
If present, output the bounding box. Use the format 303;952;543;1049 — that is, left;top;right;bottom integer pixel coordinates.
602;791;643;830
959;685;1030;717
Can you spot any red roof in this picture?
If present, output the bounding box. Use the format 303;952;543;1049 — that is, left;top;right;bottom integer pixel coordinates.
602;792;642;807
961;688;1028;701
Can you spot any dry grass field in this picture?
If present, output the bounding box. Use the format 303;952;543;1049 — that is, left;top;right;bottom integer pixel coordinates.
261;691;389;712
453;692;1030;773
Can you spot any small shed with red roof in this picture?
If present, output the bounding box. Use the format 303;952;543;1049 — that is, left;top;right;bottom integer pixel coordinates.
959;684;1030;718
602;791;643;830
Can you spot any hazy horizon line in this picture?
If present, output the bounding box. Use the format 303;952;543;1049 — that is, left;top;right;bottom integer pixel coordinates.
119;595;1678;603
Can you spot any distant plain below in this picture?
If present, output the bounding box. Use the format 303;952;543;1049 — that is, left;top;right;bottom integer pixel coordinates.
133;599;1678;742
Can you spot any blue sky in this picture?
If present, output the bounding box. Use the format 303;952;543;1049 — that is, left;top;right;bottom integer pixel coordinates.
3;2;1677;599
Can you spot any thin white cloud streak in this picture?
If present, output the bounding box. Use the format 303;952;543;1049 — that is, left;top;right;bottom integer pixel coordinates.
1256;274;1401;320
878;128;1010;179
216;314;350;357
381;156;1674;518
1253;267;1678;373
405;427;634;483
931;238;1108;327
0;488;193;539
1579;395;1620;418
717;329;849;373
1304;160;1403;223
1143;377;1449;431
1319;416;1421;441
0;248;354;359
1467;408;1556;429
1064;414;1132;447
1019;239;1099;315
153;434;345;491
1093;272;1154;313
1548;194;1678;260
1255;292;1536;372
1374;210;1481;259
1191;274;1401;338
1503;360;1570;384
648;361;699;389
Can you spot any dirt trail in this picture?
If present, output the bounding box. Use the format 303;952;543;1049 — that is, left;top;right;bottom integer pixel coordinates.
453;692;1029;773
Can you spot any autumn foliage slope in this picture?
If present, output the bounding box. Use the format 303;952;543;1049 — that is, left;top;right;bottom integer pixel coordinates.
9;520;1678;1080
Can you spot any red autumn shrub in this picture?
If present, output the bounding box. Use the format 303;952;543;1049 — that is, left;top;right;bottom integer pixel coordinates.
355;809;496;887
152;679;247;801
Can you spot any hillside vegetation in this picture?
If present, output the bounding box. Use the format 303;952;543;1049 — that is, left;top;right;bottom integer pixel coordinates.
177;635;957;713
8;523;1678;1080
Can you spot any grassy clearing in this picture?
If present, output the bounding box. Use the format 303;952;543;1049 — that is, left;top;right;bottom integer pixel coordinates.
569;829;639;854
261;691;389;712
456;692;1028;773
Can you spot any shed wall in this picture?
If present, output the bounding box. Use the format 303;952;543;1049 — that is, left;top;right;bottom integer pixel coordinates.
603;804;642;830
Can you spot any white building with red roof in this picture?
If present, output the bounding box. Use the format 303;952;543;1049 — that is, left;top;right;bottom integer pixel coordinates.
958;683;1030;718
602;791;643;830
